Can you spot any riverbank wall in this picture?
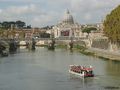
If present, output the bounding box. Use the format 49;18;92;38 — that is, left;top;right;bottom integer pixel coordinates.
87;48;120;61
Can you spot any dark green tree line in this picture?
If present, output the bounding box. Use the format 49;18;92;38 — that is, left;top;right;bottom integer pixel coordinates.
0;20;31;30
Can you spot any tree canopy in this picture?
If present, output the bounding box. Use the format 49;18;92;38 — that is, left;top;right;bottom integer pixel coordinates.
103;5;120;43
15;20;26;29
0;20;31;30
82;27;97;34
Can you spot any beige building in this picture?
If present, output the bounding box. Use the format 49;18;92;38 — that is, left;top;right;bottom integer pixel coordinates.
53;10;85;39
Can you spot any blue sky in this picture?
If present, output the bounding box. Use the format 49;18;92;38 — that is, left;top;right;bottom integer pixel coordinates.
0;0;120;27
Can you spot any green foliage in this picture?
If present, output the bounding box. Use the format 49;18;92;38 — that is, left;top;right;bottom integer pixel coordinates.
0;21;26;30
1;21;11;30
74;44;87;51
41;25;54;29
56;44;67;49
74;45;95;55
39;32;50;38
16;20;26;28
82;27;97;34
79;51;95;56
104;5;120;43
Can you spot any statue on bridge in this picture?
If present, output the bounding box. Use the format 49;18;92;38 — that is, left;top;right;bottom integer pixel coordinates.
0;40;9;56
26;38;36;51
48;39;55;50
9;39;18;53
69;41;73;51
31;38;36;50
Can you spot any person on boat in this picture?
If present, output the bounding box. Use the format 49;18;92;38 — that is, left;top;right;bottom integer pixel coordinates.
89;65;92;68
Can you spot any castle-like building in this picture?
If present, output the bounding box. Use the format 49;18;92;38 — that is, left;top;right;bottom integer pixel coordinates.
52;10;85;39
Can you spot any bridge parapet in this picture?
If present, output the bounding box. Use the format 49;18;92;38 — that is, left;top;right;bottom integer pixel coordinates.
19;37;90;46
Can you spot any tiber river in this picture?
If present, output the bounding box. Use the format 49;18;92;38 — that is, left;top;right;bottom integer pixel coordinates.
0;47;120;90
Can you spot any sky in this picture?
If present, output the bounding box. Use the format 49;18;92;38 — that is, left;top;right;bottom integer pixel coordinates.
0;0;120;27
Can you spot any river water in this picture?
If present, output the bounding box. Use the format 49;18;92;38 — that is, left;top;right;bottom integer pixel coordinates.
0;47;120;90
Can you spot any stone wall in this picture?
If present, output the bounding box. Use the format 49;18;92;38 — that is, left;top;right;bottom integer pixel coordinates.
91;39;109;50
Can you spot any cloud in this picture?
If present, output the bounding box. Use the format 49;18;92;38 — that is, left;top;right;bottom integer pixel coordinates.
70;0;120;11
0;4;47;26
84;13;92;21
0;9;2;13
69;0;120;24
32;16;53;27
0;0;120;27
31;11;59;27
4;4;37;15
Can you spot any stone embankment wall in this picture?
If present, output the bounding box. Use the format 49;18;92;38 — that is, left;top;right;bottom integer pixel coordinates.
88;48;120;60
89;38;120;60
91;39;109;50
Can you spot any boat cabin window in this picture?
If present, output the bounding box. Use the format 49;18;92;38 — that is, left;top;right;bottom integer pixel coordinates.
88;71;93;74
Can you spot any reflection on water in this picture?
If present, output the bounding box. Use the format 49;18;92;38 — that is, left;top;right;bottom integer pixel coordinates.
0;47;120;90
106;60;120;76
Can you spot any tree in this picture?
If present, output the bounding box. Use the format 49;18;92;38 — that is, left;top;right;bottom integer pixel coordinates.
26;25;31;29
82;27;97;35
1;21;10;30
16;20;26;29
39;32;50;38
1;21;16;30
103;5;120;44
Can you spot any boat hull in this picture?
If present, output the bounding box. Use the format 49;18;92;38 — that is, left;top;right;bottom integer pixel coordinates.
69;70;85;78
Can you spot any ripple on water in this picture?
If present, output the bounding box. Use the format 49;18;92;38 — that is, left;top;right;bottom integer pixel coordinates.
103;86;119;90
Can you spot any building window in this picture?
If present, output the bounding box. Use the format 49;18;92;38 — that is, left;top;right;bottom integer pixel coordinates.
61;30;69;36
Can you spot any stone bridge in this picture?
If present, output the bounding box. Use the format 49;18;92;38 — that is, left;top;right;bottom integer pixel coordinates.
19;38;91;47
